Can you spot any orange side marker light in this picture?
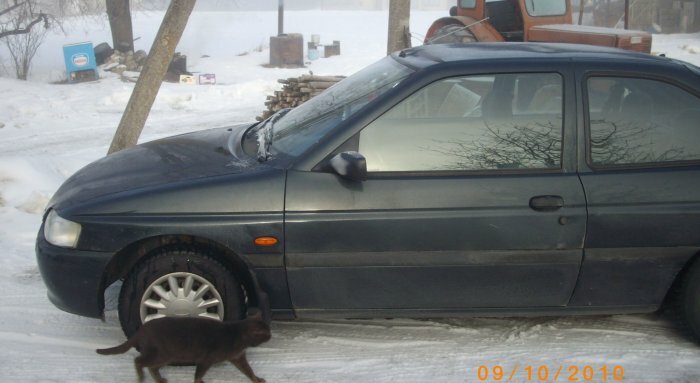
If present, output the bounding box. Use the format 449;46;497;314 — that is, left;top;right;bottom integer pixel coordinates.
254;236;278;246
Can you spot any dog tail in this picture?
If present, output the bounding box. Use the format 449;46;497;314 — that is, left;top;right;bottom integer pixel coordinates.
96;338;135;355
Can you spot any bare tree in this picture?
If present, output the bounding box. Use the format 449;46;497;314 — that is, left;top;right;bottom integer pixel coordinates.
430;122;562;170
106;0;134;52
428;120;684;171
108;0;196;155
0;1;50;80
387;0;410;55
52;0;104;17
0;1;48;39
589;121;684;165
1;1;110;80
4;19;46;80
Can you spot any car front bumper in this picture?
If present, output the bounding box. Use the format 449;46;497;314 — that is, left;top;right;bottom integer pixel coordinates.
35;225;114;319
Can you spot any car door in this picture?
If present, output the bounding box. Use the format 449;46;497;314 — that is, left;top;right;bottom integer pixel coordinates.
284;69;587;315
570;63;700;309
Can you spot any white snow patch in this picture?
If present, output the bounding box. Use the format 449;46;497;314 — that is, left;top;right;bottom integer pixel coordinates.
683;44;700;54
15;191;50;214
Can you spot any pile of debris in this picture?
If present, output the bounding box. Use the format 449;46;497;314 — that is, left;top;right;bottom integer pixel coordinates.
94;42;148;75
93;42;190;83
258;74;345;121
102;50;148;76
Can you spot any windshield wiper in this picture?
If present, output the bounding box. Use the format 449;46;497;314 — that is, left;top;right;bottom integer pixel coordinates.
256;108;291;162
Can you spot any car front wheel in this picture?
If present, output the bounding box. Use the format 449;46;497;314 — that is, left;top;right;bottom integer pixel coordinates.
118;248;245;337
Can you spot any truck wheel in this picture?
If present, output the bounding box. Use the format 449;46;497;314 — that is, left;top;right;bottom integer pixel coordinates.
427;24;476;44
118;248;245;337
677;258;700;342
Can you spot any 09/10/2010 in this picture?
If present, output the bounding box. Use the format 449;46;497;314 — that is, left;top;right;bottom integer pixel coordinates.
476;364;625;382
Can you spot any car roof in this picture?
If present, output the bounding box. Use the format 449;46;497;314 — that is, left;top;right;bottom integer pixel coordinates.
395;42;678;69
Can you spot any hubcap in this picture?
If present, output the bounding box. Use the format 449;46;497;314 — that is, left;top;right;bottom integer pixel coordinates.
139;272;224;323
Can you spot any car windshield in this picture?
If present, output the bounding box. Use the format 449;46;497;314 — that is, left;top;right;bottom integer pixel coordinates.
263;56;413;159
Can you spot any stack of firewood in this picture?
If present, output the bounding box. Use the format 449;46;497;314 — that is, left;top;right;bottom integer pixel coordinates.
257;74;345;121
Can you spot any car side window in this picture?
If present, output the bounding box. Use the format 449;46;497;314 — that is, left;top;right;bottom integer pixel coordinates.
358;73;563;172
587;77;700;167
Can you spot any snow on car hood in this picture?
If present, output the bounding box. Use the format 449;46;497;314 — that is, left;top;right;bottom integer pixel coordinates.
48;124;259;210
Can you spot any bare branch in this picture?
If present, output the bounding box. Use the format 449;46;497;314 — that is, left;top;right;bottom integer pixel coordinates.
0;12;47;39
0;1;26;18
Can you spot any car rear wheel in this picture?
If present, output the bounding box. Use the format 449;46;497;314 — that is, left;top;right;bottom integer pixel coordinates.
118;248;245;337
677;258;700;342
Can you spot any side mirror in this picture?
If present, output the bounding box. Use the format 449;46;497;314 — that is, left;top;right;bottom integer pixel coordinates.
329;151;367;182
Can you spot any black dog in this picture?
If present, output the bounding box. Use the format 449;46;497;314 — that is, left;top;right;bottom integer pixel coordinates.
96;311;270;383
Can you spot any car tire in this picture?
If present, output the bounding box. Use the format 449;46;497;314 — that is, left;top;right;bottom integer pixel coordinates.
677;258;700;342
118;248;245;338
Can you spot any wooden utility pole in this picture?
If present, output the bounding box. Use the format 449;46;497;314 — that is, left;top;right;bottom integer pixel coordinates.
387;0;411;55
108;0;197;155
578;0;584;25
278;0;284;35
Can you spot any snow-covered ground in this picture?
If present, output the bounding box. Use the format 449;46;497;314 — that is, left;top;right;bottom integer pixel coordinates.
1;10;700;382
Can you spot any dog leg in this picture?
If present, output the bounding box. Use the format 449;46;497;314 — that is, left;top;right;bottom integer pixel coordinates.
134;349;167;383
194;363;212;383
230;353;265;383
133;359;145;383
147;367;167;383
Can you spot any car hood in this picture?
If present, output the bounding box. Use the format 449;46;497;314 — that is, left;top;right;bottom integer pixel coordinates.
49;124;260;211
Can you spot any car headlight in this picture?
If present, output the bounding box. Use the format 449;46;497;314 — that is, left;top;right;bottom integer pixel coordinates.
44;210;82;248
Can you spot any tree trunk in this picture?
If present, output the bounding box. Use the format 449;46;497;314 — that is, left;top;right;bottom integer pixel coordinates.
387;0;411;55
106;0;134;52
107;0;197;155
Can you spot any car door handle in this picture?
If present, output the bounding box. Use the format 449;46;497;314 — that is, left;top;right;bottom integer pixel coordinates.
529;195;564;212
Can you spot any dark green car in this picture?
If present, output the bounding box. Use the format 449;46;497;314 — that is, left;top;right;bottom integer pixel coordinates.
37;43;700;340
